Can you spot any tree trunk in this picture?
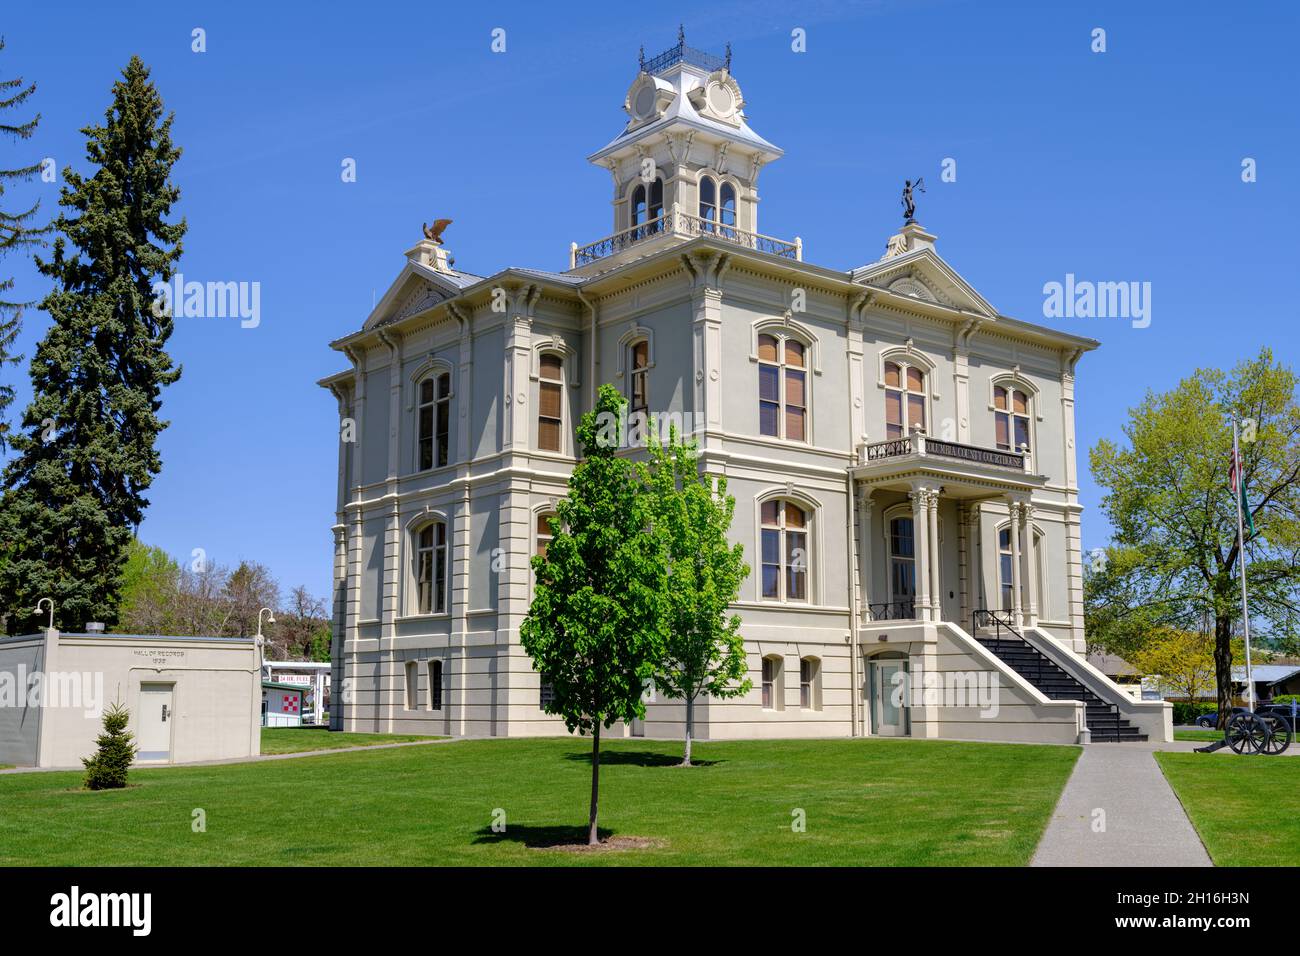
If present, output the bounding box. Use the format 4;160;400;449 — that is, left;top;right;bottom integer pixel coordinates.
1214;613;1235;729
682;696;694;767
587;724;601;846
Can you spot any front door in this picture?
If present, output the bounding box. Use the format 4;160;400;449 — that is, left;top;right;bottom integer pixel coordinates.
868;659;909;736
138;683;174;763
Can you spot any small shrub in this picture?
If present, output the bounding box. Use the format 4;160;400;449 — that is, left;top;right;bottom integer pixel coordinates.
1271;694;1299;706
82;702;138;790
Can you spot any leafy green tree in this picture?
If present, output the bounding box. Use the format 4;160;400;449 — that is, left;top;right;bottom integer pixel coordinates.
82;702;137;790
1090;349;1300;725
642;426;750;766
0;57;184;632
521;385;667;845
117;538;181;633
0;37;50;448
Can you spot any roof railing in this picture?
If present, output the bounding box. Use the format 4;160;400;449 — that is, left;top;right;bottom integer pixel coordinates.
570;204;801;269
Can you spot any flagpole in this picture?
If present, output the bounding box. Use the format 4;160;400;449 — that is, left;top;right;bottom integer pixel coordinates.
1233;420;1256;710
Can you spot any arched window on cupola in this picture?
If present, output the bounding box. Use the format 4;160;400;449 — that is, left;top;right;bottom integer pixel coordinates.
631;178;664;237
699;177;738;236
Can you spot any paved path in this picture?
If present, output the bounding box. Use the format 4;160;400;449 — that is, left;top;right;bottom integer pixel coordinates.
1032;742;1212;867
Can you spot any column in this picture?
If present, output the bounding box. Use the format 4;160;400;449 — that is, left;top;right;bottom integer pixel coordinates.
857;488;873;621
957;503;969;627
927;491;941;621
1008;499;1023;627
1023;503;1039;629
910;486;930;621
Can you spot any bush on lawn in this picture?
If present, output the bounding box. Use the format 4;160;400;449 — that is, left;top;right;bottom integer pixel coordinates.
1272;695;1299;706
1171;701;1217;725
83;703;138;790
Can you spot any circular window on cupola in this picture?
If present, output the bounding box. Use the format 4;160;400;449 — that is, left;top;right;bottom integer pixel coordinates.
707;83;734;115
634;84;656;120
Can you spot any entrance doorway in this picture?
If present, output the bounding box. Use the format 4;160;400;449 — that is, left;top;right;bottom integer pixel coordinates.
137;683;174;763
867;656;909;737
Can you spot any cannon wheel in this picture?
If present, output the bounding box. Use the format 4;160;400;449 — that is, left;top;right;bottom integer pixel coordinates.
1259;713;1292;755
1226;712;1266;754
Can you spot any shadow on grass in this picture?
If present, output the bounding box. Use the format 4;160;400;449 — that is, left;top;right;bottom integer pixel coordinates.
471;823;612;848
560;749;721;768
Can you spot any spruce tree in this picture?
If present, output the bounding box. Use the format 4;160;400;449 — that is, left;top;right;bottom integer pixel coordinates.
0;37;50;449
82;702;137;790
0;56;184;631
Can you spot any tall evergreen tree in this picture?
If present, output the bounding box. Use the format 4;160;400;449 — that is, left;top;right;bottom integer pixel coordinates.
0;56;184;632
0;37;50;449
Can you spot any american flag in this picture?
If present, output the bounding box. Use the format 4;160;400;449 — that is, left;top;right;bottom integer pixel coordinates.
1230;437;1255;537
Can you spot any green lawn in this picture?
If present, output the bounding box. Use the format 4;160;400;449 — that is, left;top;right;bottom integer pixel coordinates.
1156;752;1300;866
1174;729;1220;742
0;737;1078;866
259;728;443;754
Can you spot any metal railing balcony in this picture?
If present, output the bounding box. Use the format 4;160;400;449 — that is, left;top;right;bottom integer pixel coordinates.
859;430;1029;473
571;204;802;269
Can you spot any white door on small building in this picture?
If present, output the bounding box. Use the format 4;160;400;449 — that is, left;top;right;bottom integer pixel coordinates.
137;683;174;763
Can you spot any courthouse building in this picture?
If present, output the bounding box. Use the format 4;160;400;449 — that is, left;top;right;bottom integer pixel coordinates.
320;36;1171;745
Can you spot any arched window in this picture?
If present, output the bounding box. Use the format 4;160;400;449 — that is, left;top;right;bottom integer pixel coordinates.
888;515;916;612
629;339;649;412
427;659;443;711
884;361;926;439
415;521;448;614
405;660;419;709
761;655;784;710
998;527;1014;612
418;372;452;470
699;175;716;229
758;333;807;441
719;182;736;233
631;178;664;236
800;657;822;710
538;353;564;452
535;512;556;558
994;385;1031;452
761;500;808;602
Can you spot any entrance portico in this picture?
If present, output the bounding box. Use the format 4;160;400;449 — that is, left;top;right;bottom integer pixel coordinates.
851;431;1047;630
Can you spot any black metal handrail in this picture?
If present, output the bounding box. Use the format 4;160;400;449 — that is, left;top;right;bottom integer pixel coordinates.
972;608;1125;736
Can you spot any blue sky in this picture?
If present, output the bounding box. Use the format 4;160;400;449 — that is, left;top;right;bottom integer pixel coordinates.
3;0;1296;602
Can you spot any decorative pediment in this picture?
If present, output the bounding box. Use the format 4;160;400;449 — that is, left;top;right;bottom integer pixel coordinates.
852;248;997;319
362;263;460;331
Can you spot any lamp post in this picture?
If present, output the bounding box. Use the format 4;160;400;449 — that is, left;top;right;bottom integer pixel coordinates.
256;607;275;669
33;597;54;631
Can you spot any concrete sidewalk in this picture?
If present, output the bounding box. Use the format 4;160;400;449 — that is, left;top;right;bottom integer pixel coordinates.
1032;742;1212;867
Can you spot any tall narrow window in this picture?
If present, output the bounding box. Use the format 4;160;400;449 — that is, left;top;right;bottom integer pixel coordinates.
699;175;716;230
538;354;563;452
889;517;916;613
535;512;555;558
761;500;809;602
719;182;736;235
800;657;821;710
998;527;1014;613
418;373;452;470
761;656;784;710
630;339;649;412
884;361;926;439
416;522;448;614
757;333;808;441
405;660;419;710
428;660;443;711
994;385;1031;452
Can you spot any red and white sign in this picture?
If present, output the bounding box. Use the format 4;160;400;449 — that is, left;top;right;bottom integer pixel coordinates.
281;694;300;714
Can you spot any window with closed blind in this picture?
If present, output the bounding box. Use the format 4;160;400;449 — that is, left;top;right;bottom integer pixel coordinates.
884;360;926;439
757;333;808;441
538;353;563;452
994;384;1031;452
